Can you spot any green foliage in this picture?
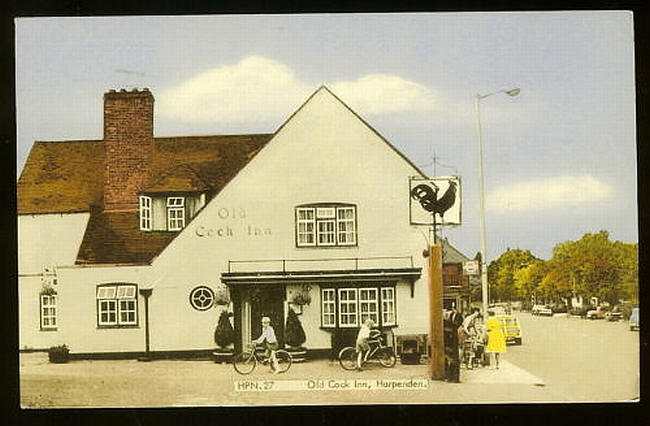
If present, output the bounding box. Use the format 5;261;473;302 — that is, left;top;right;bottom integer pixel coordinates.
284;307;306;348
214;311;235;348
488;249;538;302
493;231;638;305
48;344;70;363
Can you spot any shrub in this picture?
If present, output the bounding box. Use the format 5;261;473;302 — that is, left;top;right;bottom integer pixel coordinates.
284;308;306;348
214;311;235;348
48;344;69;363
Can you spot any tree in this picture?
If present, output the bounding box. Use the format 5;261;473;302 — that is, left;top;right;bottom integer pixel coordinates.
488;249;538;302
214;311;235;349
514;259;548;303
284;307;306;348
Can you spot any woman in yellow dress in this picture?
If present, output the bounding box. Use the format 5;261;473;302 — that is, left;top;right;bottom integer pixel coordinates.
485;314;506;369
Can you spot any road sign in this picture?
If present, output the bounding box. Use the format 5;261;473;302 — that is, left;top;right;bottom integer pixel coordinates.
463;260;479;275
409;176;461;225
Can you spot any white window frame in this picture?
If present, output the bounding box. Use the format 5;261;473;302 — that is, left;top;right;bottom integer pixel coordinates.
381;287;396;326
296;204;357;247
139;196;152;231
336;206;356;246
338;288;359;327
97;284;137;327
321;288;336;328
359;288;379;325
296;207;316;247
167;197;185;231
40;294;57;330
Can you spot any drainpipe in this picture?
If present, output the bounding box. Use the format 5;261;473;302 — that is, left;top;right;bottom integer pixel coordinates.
138;288;153;362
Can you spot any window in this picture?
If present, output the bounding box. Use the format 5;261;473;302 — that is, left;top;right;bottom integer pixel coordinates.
359;288;379;324
189;286;215;311
296;208;316;246
321;286;396;328
40;294;57;330
338;288;358;327
167;197;185;231
321;288;336;327
97;284;137;327
295;204;357;247
381;287;396;326
139;196;152;231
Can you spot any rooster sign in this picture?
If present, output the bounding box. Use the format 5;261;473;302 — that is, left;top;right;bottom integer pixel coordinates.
409;176;461;225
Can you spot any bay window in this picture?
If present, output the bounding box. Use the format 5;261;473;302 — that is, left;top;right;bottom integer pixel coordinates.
321;285;397;328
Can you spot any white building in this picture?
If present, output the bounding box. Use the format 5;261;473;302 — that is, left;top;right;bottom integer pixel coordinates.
18;86;436;358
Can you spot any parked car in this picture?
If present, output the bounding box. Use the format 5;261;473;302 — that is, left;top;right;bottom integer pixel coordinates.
550;303;568;314
629;308;639;331
587;306;607;320
605;306;623;322
569;306;590;318
532;304;553;316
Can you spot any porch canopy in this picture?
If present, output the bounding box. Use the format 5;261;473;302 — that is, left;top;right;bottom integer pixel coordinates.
221;256;422;293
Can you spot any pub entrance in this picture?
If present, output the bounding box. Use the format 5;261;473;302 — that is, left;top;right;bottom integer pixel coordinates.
231;285;286;351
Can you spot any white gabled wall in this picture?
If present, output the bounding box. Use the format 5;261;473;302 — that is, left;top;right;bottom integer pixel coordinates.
146;87;430;351
18;213;90;350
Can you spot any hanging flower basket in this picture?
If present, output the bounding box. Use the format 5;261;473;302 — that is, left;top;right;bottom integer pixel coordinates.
290;291;311;307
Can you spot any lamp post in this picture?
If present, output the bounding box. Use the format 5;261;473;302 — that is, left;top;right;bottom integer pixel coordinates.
474;88;520;316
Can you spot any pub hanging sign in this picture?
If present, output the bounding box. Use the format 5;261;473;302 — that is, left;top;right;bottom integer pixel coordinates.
409;176;461;226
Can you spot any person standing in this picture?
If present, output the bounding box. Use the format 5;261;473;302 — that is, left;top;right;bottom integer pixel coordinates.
485;313;506;369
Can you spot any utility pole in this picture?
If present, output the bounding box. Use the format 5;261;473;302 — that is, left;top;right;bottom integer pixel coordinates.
428;213;445;380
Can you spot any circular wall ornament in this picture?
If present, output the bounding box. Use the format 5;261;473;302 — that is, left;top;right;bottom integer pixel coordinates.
189;286;215;311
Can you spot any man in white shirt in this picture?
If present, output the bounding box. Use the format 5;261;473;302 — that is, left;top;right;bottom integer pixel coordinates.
253;316;279;371
355;318;375;370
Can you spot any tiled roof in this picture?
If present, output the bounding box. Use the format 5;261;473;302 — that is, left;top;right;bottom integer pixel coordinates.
17;134;272;214
75;209;177;264
18;134;272;264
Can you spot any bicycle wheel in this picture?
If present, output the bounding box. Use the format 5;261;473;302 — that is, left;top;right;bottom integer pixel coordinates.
378;347;396;368
338;347;358;370
233;351;257;375
271;350;292;374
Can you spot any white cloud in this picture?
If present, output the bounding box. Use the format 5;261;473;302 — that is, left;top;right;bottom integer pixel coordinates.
157;56;436;124
486;175;612;213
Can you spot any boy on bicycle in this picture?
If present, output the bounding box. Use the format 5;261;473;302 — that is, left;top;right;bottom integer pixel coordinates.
253;316;279;372
355;318;376;370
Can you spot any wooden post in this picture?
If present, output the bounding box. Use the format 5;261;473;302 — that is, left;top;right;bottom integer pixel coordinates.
428;244;445;380
138;288;153;362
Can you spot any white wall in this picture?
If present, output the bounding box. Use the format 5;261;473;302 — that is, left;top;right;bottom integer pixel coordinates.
146;88;430;351
18;213;90;350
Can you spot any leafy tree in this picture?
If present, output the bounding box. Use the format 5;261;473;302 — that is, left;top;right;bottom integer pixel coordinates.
284;307;306;348
514;259;548;302
214;311;235;349
488;249;538;302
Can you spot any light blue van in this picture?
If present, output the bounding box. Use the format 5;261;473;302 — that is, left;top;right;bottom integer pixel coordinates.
629;308;639;331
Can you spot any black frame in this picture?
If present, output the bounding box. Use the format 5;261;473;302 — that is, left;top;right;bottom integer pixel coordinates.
39;293;58;331
189;285;215;311
294;202;358;248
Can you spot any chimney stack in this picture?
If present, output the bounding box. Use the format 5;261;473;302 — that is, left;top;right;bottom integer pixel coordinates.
103;88;154;211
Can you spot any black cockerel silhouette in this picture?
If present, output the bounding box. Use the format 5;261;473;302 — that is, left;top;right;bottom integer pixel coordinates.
411;181;457;219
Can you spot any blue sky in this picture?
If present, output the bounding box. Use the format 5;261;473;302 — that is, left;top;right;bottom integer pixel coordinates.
15;12;637;261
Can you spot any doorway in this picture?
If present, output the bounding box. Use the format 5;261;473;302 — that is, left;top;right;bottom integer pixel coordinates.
248;285;286;347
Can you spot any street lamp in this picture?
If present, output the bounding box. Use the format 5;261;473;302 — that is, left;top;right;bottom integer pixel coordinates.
474;88;520;316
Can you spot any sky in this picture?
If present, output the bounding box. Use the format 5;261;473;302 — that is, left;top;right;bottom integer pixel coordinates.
15;12;637;261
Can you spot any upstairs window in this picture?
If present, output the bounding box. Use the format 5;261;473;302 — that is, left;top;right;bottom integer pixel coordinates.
295;204;357;247
139;196;152;231
167;197;185;231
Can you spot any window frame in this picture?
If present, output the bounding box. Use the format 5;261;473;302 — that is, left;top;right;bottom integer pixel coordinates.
40;294;57;331
337;288;359;328
295;204;358;248
167;197;186;231
96;284;139;328
139;196;152;231
359;288;379;325
321;288;336;328
189;286;215;311
320;284;397;329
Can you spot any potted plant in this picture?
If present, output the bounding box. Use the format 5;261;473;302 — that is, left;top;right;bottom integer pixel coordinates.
289;289;311;314
212;311;235;363
48;344;70;364
284;307;307;362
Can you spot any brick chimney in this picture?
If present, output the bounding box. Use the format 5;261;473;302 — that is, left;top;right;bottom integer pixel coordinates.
103;88;154;211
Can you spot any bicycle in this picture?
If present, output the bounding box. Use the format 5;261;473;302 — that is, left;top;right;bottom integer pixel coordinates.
233;343;292;375
338;330;396;370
